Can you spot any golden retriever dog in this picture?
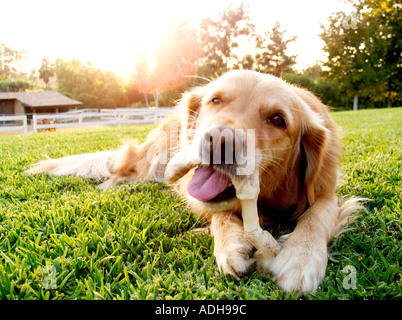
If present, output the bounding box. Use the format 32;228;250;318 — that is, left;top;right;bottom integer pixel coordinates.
27;70;360;296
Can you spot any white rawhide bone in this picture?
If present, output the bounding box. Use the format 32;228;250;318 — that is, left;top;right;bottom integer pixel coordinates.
164;151;280;277
232;173;280;276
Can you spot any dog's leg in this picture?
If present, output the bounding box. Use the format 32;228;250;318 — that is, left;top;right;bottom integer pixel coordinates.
164;145;200;184
233;174;281;278
210;212;256;280
27;116;180;188
269;195;339;296
25;150;119;180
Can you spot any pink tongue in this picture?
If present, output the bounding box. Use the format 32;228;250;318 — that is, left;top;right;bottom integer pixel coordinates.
187;166;231;201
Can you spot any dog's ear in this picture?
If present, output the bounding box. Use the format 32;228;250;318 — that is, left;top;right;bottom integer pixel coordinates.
301;119;329;205
292;87;331;206
178;88;204;132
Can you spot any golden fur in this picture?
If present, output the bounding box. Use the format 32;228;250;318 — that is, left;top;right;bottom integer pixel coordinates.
27;70;360;296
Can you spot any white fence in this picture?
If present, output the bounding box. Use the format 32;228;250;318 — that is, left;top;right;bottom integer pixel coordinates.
0;115;28;134
32;108;175;133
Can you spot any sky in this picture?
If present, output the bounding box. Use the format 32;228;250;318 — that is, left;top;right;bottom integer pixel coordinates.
1;0;352;78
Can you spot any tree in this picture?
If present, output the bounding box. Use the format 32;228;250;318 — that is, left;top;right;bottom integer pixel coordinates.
363;0;401;107
131;21;204;107
38;57;54;89
321;0;401;110
131;52;151;106
0;80;30;92
242;21;297;77
199;3;255;78
0;43;26;80
55;58;128;108
283;65;344;108
151;21;204;106
321;9;370;110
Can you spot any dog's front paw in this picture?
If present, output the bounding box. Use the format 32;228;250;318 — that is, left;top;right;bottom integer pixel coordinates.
253;247;277;279
269;238;328;296
215;239;255;281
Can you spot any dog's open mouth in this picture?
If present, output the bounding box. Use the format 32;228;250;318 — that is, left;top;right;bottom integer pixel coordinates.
187;165;236;202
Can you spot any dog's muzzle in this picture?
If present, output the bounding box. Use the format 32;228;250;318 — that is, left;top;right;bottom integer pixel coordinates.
200;125;244;173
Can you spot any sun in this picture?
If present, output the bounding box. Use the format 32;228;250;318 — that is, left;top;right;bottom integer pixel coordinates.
82;1;220;78
87;15;175;79
3;0;236;79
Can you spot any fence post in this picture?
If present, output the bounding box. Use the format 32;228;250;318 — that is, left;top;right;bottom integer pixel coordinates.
23;116;27;134
117;111;121;127
32;115;37;133
78;114;83;128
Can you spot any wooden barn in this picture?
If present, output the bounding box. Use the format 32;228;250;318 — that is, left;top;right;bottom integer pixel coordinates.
0;91;83;117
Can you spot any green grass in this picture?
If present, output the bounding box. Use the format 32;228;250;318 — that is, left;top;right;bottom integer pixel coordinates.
0;108;401;300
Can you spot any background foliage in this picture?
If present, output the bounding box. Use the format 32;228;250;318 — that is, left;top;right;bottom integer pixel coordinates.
0;0;400;110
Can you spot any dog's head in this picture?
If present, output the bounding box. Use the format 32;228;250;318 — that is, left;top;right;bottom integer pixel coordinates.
167;70;334;217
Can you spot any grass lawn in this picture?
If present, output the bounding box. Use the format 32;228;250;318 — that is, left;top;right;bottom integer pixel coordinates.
0;108;401;300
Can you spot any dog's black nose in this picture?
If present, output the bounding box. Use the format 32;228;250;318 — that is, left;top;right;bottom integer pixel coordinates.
202;126;243;165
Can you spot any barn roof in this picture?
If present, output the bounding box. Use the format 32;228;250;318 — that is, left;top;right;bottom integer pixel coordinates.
0;91;83;107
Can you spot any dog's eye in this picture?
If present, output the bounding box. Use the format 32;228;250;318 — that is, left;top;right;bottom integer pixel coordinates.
269;114;286;128
211;97;222;104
